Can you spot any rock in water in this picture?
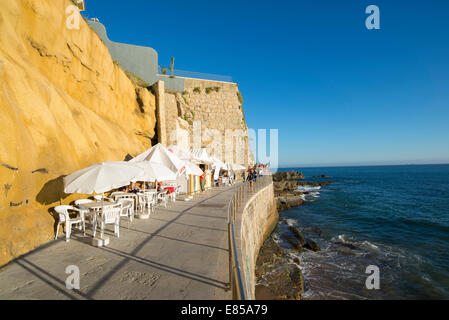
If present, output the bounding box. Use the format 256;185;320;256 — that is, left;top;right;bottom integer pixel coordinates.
303;226;325;237
288;226;306;246
276;196;304;210
304;239;321;252
282;234;304;251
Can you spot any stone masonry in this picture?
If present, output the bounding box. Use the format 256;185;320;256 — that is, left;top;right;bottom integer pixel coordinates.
156;78;253;166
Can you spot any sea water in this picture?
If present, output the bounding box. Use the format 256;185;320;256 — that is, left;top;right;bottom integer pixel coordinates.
274;164;449;299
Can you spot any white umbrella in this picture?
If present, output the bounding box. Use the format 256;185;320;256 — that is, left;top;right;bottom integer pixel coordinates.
210;156;226;180
230;163;246;171
63;161;145;241
210;156;225;169
167;145;203;176
64;161;144;194
129;143;186;175
191;148;214;165
131;161;177;184
184;161;203;176
167;145;192;161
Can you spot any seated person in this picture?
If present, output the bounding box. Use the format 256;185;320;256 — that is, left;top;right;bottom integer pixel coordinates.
128;182;141;194
157;181;164;192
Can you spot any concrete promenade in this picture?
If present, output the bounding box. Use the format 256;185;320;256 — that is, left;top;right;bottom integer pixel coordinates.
0;185;240;300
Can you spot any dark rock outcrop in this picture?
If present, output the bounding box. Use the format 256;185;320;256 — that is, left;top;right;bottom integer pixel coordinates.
273;180;298;193
288;226;306;245
256;238;285;271
283;227;320;252
304;239;321;252
283;234;304;251
272;171;304;182
276;196;304;211
273;171;331;210
255;262;304;300
255;236;304;300
303;226;325;237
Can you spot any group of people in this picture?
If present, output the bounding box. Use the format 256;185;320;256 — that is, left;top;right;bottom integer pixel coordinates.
213;168;236;187
245;163;269;191
119;181;167;193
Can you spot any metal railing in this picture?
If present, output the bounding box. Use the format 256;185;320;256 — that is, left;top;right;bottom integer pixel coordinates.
158;69;233;83
227;174;272;300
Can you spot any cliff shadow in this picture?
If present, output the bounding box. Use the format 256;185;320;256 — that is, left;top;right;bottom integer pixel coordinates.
35;175;69;206
47;207;60;239
35;175;70;238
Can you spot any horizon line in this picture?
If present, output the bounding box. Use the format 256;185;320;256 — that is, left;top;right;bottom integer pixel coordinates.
276;162;449;169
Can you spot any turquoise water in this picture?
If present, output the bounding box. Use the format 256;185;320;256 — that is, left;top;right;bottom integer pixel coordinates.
275;164;449;299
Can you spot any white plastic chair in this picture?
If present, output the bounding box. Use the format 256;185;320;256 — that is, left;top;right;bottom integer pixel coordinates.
136;193;147;213
147;191;158;214
168;190;176;202
113;194;138;213
157;190;168;207
74;199;95;223
54;205;85;242
110;192;123;197
142;191;158;214
93;195;113;202
117;198;134;228
93;204;121;238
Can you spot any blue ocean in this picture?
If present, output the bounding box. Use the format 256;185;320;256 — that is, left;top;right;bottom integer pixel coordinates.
274;164;449;299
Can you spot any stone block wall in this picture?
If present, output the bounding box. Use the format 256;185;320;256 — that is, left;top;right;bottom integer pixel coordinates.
157;77;254;166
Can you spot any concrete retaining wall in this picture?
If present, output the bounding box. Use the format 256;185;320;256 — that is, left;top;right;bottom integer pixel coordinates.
234;182;278;299
87;21;186;92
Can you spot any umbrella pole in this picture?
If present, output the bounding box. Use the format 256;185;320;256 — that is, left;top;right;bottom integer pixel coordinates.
144;180;147;215
101;192;104;239
91;192;109;247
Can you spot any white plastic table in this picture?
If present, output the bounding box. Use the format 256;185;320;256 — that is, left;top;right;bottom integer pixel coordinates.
78;201;119;237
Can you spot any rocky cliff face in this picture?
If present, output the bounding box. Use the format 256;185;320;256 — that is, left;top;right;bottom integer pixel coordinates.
0;0;157;266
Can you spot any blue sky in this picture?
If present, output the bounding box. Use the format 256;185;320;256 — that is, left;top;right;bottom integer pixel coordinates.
82;0;449;167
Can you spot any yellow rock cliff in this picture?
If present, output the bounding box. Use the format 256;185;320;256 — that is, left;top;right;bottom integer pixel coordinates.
0;0;157;266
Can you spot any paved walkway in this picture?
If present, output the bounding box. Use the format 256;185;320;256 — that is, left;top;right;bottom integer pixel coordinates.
0;185;239;300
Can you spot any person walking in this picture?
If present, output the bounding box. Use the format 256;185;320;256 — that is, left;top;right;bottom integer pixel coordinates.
246;168;255;192
200;169;206;192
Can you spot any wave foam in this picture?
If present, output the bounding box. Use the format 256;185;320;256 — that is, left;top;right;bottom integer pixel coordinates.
284;219;297;227
295;185;321;192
